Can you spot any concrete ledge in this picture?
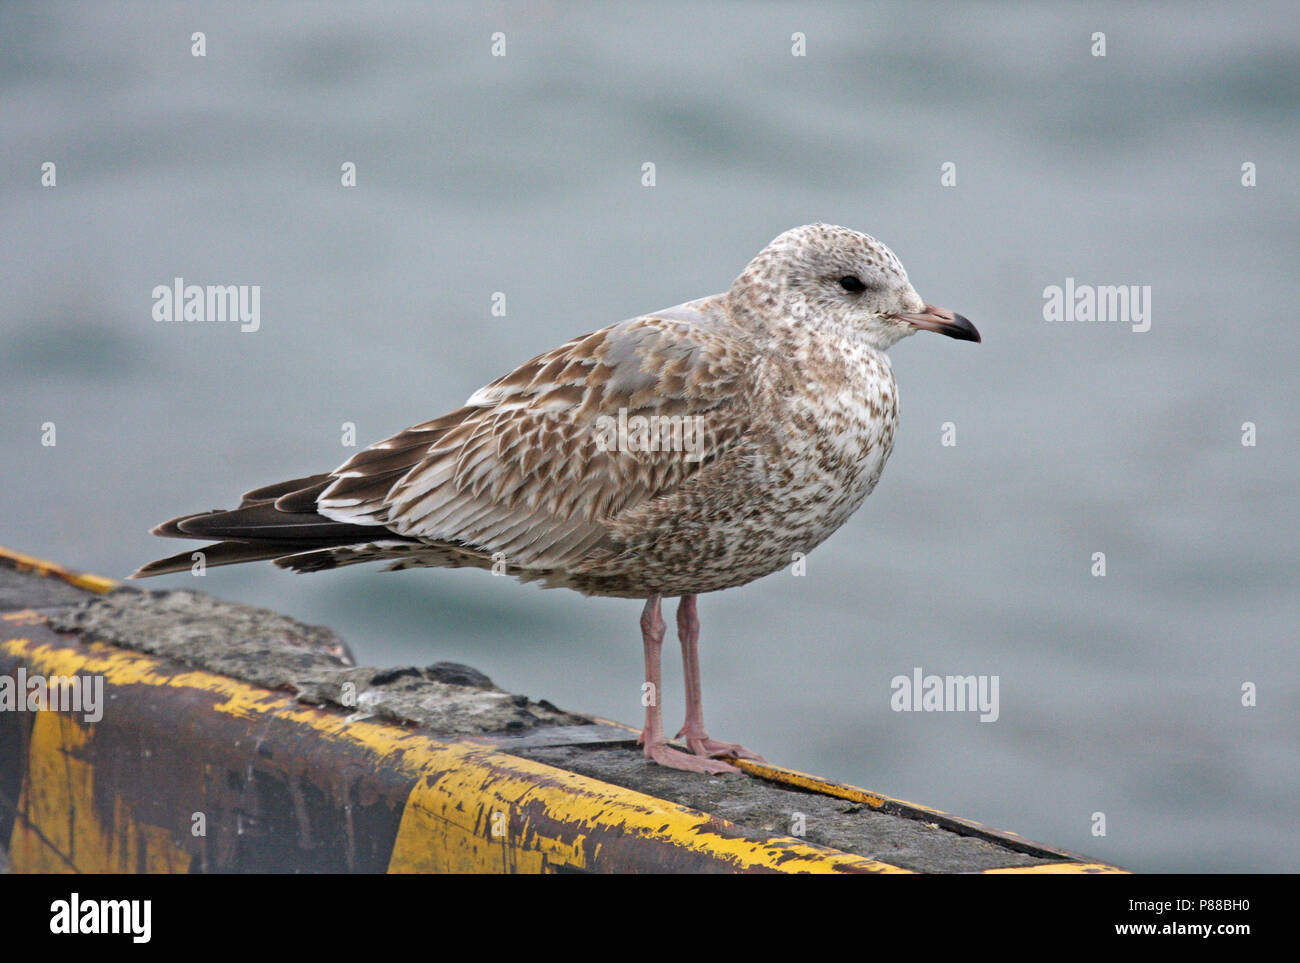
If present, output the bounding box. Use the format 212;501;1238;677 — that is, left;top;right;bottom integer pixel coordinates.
0;546;1124;874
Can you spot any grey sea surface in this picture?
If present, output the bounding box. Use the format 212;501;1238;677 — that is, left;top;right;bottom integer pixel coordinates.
1;2;1296;872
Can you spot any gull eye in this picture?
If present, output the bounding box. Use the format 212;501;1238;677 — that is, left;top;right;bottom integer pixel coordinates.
839;276;866;293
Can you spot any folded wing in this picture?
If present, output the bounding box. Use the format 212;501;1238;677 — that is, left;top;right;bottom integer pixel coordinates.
319;306;756;569
135;300;758;578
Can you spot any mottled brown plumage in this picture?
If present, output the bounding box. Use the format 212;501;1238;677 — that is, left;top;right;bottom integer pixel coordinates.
135;223;979;773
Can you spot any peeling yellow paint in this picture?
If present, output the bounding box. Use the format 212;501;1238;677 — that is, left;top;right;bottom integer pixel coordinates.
4;636;909;874
0;546;1127;875
9;710;192;873
386;745;909;874
0;546;117;594
731;759;1126;871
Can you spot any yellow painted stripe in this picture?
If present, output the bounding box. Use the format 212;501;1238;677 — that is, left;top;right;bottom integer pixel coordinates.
983;863;1128;874
2;549;1124;874
596;718;1126;872
592;716;956;816
4;636;911;874
3;610;49;625
0;546;117;594
733;759;891;809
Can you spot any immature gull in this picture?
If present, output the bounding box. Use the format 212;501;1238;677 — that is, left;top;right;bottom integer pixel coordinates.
134;223;980;774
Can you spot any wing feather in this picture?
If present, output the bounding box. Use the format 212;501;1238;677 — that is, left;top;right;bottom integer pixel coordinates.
317;298;756;569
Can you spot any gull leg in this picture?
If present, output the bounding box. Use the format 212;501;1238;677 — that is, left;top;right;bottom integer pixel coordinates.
637;595;737;775
674;594;764;762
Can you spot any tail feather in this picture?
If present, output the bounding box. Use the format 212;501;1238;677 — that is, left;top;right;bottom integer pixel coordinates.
169;503;374;541
131;539;341;578
134;470;426;578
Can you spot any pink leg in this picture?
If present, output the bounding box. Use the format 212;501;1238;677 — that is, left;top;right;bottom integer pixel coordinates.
675;595;764;762
637;595;737;774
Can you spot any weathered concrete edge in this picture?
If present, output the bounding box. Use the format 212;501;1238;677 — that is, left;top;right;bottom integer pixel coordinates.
43;585;586;738
0;547;1125;874
0;615;906;873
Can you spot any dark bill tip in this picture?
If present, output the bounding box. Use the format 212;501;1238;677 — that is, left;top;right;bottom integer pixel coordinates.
892;304;981;343
941;312;981;343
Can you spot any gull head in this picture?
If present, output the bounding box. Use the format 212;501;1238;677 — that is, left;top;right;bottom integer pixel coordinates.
729;223;980;350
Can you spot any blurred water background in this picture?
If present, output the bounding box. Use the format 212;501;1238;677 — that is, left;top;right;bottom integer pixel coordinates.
2;2;1296;871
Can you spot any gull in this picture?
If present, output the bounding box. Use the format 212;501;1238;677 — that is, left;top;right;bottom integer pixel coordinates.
134;224;980;774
